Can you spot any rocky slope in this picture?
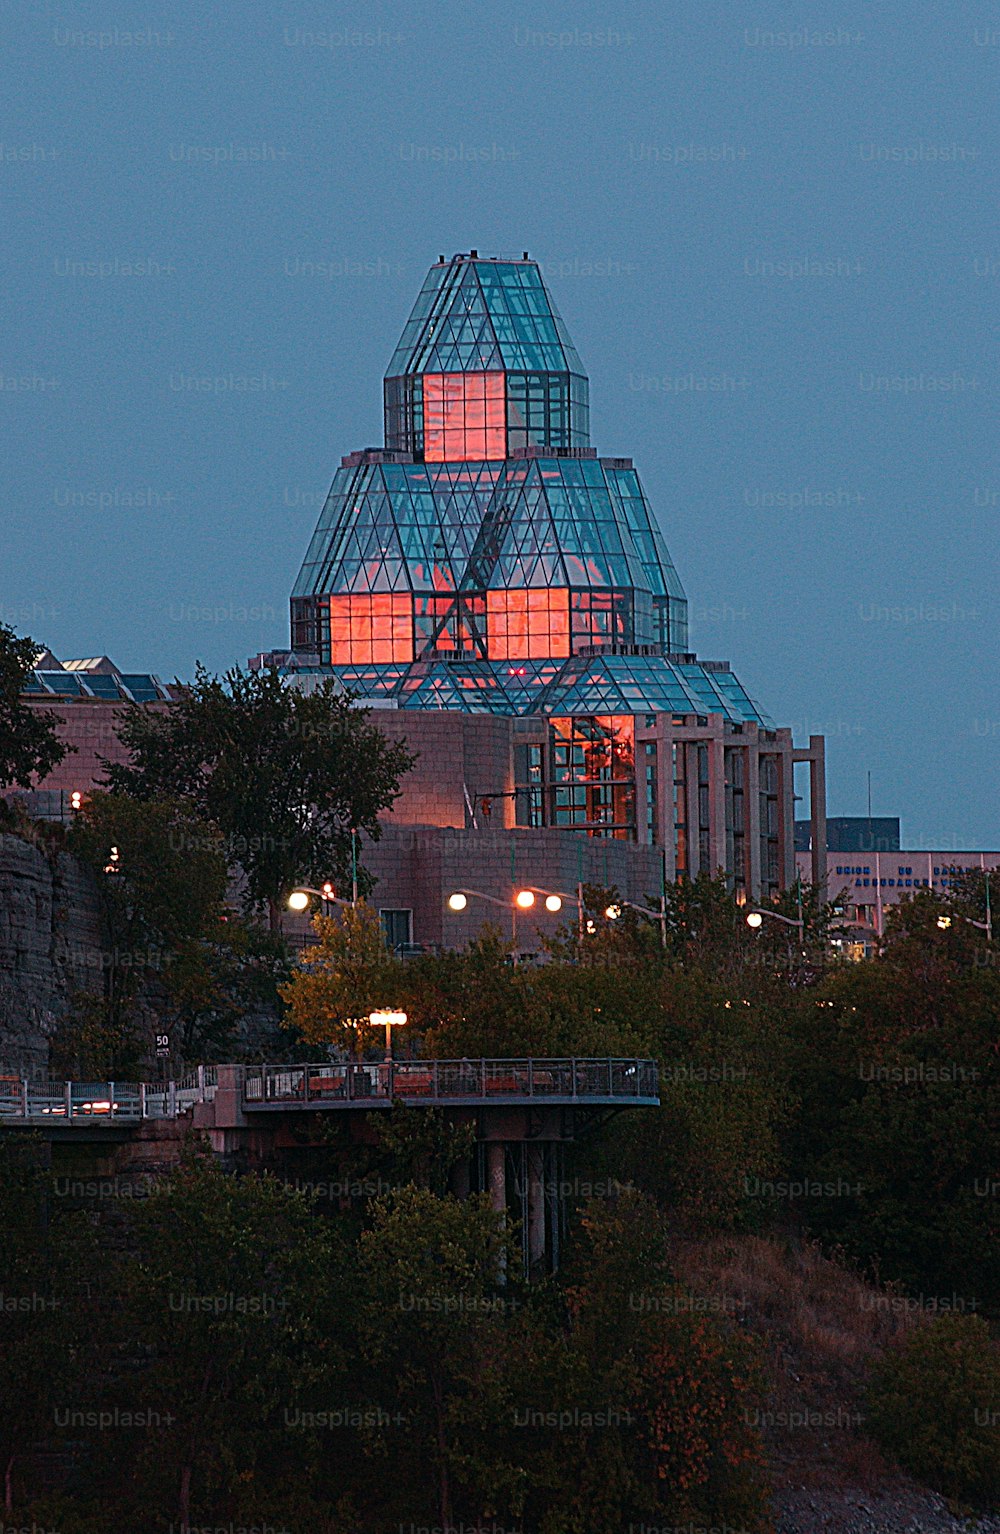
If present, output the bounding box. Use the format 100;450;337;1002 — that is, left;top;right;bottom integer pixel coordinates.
0;829;105;1077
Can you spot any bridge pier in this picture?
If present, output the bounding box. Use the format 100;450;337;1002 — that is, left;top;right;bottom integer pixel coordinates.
2;1059;657;1275
526;1143;547;1271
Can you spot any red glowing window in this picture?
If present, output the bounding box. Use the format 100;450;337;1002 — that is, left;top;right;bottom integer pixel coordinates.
486;588;570;660
328;594;413;664
423;372;505;462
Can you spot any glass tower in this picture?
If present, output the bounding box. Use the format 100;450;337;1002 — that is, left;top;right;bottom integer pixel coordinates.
290;252;769;725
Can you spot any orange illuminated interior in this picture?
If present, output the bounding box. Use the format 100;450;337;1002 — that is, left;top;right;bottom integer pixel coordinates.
423;372;506;462
329;594;414;663
487;588;570;659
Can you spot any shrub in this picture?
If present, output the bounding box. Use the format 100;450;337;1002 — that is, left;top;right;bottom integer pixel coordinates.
866;1313;1000;1505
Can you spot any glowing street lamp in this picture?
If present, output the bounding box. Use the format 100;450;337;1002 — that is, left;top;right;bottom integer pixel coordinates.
517;884;586;936
605;896;668;948
745;908;803;938
370;1008;407;1064
287;882;355;913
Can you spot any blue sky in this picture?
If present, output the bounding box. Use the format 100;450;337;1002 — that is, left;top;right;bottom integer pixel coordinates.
3;1;997;845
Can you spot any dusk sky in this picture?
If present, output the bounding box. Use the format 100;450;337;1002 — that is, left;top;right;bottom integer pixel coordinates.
4;1;997;846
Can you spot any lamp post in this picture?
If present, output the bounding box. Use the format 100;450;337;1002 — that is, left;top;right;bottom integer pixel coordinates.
370;1009;407;1065
514;884;586;941
287;882;355;913
746;908;804;938
746;903;805;969
937;911;993;942
605;895;668;948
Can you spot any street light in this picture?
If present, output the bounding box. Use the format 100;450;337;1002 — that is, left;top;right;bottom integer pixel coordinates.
287;883;355;912
938;910;993;941
517;884;586;936
605;896;668;948
370;1008;407;1064
745;908;804;939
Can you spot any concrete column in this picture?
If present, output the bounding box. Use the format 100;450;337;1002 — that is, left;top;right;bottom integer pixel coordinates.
709;726;727;879
809;736;827;899
487;1142;506;1213
780;736;796;890
660;727;676;880
746;736;761;904
685;743;700;876
487;1142;507;1282
526;1144;546;1270
450;1157;471;1201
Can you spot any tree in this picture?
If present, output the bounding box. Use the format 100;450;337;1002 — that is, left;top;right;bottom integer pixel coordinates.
101;1149;347;1530
103;663;414;929
64;793;230;1072
0;1139;98;1513
0;622;69;789
280;902;405;1056
867;1314;1000;1505
355;1187;518;1528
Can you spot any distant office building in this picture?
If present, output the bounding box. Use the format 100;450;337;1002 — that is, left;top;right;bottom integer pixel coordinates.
795;816;900;854
796;848;999;943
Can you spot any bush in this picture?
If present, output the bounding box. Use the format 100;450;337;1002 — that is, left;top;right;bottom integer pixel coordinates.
866;1313;1000;1506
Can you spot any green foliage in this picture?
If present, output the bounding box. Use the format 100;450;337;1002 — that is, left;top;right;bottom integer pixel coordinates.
63;793;230;1070
103;662;414;927
0;621;70;790
0;1138;100;1513
280;901;405;1054
866;1314;1000;1506
784;955;1000;1307
93;1145;349;1529
522;1191;770;1532
355;1186;519;1528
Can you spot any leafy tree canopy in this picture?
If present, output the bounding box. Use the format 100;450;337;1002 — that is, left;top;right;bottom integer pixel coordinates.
103;663;415;927
0;622;70;790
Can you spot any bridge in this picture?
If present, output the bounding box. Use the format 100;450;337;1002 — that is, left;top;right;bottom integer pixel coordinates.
1;1058;659;1274
0;1058;658;1125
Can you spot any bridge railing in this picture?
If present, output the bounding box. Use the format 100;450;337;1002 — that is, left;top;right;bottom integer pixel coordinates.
0;1067;219;1123
243;1058;659;1107
0;1060;658;1123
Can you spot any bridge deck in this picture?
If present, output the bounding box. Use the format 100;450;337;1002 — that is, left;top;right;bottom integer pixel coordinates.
0;1059;658;1125
244;1058;659;1110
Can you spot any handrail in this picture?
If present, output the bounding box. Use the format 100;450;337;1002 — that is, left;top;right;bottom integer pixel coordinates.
243;1057;659;1108
0;1059;660;1123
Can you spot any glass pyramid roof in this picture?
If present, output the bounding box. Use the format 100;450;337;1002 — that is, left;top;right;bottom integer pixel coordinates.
387;256;586;378
287;251;774;729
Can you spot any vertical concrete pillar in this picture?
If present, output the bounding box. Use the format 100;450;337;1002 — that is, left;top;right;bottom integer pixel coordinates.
487;1142;506;1215
659;726;676;881
746;734;761;904
709;725;727;879
809;736;827;899
450;1156;471;1200
685;743;700;875
526;1144;546;1270
487;1141;507;1282
780;734;796;890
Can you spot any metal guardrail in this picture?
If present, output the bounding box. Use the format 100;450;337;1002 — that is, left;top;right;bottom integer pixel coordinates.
243;1058;660;1109
0;1067;217;1124
0;1060;659;1124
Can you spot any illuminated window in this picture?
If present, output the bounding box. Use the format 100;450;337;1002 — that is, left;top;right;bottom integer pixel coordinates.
487;588;570;659
423;372;505;462
414;594;485;657
329;594;413;664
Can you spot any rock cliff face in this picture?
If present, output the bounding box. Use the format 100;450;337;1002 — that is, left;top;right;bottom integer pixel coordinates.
0;831;106;1078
